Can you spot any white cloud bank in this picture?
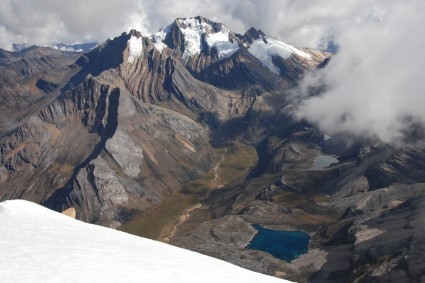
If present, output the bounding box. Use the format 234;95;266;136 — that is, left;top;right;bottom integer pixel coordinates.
292;1;425;144
0;0;149;50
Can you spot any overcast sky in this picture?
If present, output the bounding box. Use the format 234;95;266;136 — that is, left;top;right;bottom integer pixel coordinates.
1;0;423;144
0;0;394;50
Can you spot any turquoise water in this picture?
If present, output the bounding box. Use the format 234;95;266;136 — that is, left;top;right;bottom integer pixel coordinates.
312;155;339;170
246;224;310;262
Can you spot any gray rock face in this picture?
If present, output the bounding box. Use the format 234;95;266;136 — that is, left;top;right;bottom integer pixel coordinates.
106;129;143;178
63;154;130;228
91;156;129;228
309;190;425;283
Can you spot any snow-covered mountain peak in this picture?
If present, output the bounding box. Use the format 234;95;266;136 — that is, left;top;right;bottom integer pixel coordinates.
177;17;210;58
173;16;239;59
94;16;324;77
147;16;237;59
147;16;317;72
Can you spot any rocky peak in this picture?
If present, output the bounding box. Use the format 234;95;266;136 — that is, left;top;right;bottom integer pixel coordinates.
151;16;240;60
73;32;129;76
242;27;266;45
86;16;329;86
146;16;329;78
128;29;143;38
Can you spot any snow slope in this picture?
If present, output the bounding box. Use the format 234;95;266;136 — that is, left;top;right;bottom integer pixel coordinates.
0;200;290;283
152;23;172;53
178;18;209;58
205;26;239;59
248;38;312;74
177;18;239;59
127;35;143;63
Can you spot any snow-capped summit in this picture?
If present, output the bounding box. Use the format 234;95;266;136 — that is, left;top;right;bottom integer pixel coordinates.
149;16;240;60
0;200;289;282
176;16;239;59
140;16;323;75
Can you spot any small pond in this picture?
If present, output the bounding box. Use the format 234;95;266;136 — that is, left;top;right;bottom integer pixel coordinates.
311;155;339;170
246;224;310;262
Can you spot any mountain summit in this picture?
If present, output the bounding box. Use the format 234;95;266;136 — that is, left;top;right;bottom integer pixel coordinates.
128;16;327;74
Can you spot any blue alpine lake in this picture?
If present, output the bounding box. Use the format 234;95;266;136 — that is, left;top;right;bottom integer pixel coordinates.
247;224;310;262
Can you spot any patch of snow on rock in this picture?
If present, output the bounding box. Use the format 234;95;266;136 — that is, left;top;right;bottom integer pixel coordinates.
0;199;291;283
248;38;312;74
179;18;210;59
152;24;172;53
205;26;239;59
177;18;239;60
127;35;144;63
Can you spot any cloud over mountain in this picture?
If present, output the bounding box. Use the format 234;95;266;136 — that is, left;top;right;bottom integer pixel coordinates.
0;0;148;50
292;0;425;144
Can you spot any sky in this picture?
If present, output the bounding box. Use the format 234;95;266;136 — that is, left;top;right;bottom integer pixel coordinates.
0;0;423;144
0;0;394;50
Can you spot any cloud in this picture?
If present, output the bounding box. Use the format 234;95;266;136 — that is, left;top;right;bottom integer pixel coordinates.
0;0;148;50
292;0;425;144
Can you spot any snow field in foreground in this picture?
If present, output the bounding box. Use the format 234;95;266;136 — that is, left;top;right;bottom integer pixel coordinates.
0;200;290;283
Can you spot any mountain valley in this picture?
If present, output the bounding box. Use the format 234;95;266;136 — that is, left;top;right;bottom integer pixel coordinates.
1;16;425;282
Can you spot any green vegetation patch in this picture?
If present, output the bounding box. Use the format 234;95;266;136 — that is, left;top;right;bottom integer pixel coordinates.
119;143;258;241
